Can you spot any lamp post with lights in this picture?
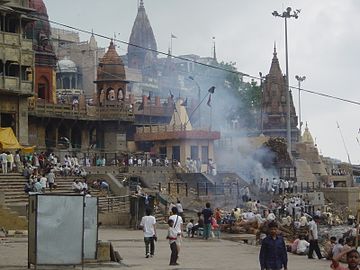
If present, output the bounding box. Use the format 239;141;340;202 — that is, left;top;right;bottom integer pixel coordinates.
272;7;300;156
295;75;306;138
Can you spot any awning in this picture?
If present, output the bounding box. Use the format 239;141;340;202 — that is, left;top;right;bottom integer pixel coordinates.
0;127;22;150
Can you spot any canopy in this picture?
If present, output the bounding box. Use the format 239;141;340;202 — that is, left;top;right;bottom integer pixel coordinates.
0;128;22;150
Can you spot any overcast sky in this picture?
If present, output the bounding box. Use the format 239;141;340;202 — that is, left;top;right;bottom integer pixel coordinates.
44;0;360;164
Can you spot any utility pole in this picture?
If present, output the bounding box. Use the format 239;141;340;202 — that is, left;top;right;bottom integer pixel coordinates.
272;7;300;157
295;75;306;138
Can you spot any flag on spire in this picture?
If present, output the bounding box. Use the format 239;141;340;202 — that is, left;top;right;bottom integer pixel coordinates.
171;33;177;39
169;90;174;100
208;86;215;94
147;93;151;101
180;98;188;106
207;94;212;107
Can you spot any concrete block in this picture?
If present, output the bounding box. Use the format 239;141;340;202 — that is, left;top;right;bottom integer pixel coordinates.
97;241;111;262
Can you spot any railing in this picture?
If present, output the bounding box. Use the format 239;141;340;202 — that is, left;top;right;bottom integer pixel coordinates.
0;77;33;95
29;99;135;121
99;195;130;213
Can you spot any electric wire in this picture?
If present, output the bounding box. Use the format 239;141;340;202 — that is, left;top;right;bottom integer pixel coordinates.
22;12;360;107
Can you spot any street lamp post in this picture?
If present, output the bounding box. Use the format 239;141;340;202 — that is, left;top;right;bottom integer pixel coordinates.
188;76;201;128
272;7;300;157
295;75;306;138
259;72;265;134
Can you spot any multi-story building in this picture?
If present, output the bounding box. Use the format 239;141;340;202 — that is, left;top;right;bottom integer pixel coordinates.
0;0;34;145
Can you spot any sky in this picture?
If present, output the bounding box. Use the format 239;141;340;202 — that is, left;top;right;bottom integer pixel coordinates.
44;0;360;164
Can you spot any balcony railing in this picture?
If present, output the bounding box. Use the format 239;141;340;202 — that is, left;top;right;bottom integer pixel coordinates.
1;31;33;50
29;99;135;121
0;76;33;96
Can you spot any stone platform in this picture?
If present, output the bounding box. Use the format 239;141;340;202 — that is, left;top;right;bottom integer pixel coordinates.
0;227;334;270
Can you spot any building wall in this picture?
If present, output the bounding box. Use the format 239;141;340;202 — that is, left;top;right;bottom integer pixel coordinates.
152;139;215;165
322;187;360;214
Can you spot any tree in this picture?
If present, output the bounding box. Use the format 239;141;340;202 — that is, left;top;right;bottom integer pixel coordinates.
218;61;262;129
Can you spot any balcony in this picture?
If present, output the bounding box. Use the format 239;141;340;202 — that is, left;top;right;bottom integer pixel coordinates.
0;32;33;49
0;76;33;96
28;99;135;122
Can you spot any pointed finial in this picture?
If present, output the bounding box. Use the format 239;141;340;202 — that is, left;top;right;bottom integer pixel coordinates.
91;29;94;36
273;41;277;56
109;39;115;48
212;37;217;61
140;0;144;7
306;121;308;128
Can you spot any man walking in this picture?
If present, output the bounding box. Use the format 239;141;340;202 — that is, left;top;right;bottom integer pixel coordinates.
139;208;157;258
308;215;323;259
169;206;183;254
0;152;7;174
201;202;213;240
259;221;288;270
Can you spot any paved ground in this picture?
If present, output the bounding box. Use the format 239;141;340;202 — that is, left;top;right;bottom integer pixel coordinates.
0;227;334;269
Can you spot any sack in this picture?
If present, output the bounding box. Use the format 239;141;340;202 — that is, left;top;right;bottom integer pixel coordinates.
153;235;157;242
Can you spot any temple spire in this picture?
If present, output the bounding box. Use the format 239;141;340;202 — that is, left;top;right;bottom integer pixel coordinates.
273;41;277;58
212;37;217;61
140;0;144;8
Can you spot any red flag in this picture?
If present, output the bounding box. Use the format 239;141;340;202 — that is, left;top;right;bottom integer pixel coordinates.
207;94;212;107
181;98;188;106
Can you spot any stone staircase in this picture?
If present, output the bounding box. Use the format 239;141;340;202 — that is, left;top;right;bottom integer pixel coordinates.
0;173;127;215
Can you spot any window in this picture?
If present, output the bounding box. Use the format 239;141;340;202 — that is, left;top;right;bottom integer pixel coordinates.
172;146;180;162
38;83;46;99
190;145;198;160
201;146;208;164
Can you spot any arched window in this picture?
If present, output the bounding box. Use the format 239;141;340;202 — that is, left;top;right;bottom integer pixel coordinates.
106;88;115;101
38;76;49;100
118;88;124;101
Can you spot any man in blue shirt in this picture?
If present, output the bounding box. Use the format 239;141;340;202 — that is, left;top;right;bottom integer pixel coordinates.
201;202;213;240
259;221;288;270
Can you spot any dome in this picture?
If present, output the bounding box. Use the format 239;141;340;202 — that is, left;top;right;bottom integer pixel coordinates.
97;41;126;81
29;0;48;15
301;123;315;145
57;58;77;73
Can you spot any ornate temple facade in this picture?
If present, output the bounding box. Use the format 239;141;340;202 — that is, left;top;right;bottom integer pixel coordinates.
95;41;128;105
261;46;299;147
27;0;57;103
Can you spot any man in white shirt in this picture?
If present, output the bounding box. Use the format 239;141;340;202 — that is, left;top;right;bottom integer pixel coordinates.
139;208;157;258
169;207;183;254
46;170;55;191
297;235;310;255
0;152;8;174
308;216;323;259
39;174;47;192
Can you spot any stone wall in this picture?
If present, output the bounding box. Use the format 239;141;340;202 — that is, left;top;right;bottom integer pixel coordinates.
321;187;360;214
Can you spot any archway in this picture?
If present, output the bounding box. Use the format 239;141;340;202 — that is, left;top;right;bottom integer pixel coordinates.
106;87;115;101
38;76;49;100
117;88;125;101
45;124;56;148
58;124;70;149
71;126;82;149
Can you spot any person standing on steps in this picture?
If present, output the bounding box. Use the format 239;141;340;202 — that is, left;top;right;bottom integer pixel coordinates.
201;202;213;240
176;199;185;222
139;208;157;258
